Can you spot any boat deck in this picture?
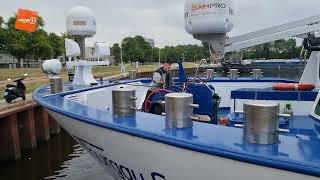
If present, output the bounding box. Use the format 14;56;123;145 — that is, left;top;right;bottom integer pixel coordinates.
33;79;320;177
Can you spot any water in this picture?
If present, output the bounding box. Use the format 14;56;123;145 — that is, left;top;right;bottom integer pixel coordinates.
0;70;302;180
44;144;111;180
0;130;113;180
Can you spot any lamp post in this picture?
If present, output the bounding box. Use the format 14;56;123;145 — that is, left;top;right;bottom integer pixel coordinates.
193;55;197;64
120;46;125;73
182;51;187;62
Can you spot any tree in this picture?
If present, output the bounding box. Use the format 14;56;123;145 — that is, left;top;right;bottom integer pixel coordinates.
36;16;45;30
30;30;53;59
2;15;63;61
121;37;134;63
134;35;153;63
110;35;211;64
273;39;287;59
120;35;153;64
110;43;121;64
226;39;302;60
254;43;272;59
201;42;210;58
285;38;299;59
0;17;8;52
0;16;4;27
158;44;208;63
48;33;64;58
152;47;160;63
7;30;30;59
6;16;16;29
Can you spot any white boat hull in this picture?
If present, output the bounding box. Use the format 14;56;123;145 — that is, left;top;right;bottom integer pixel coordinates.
47;110;318;180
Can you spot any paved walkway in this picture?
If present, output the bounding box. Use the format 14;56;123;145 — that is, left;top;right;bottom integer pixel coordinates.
0;94;33;108
0;72;128;109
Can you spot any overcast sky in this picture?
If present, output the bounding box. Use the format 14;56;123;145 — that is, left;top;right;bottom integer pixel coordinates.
1;0;320;47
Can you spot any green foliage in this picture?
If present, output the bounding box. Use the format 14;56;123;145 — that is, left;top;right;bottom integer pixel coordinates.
0;26;9;52
30;30;54;59
48;33;64;58
121;35;153;63
156;44;209;64
151;47;160;63
6;16;16;29
227;39;302;60
7;30;30;59
36;16;45;29
0;16;4;27
111;35;210;64
61;32;72;39
110;43;121;64
0;15;64;60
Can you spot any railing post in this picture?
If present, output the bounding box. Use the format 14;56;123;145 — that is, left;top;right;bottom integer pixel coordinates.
0;114;21;162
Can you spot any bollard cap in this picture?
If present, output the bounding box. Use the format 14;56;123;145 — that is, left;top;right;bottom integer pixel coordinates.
112;86;135;92
165;93;193;98
244;100;279;108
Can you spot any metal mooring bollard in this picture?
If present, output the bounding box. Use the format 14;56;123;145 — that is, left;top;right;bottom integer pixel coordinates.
165;93;199;129
252;69;263;80
206;69;215;80
129;70;137;80
229;69;239;80
50;77;63;94
243;101;279;144
112;88;137;117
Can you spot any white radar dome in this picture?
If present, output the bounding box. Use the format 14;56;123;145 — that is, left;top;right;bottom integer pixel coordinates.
42;59;62;76
65;39;81;57
184;0;235;35
66;6;97;37
94;42;110;58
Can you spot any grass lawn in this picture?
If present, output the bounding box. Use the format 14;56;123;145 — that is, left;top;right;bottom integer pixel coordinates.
0;63;196;99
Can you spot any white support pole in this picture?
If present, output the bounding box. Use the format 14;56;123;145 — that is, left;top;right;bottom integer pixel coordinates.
158;48;161;67
78;38;86;60
135;61;139;72
120;46;125;74
183;51;187;62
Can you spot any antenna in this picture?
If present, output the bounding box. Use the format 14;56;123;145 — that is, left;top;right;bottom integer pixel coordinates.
184;0;235;59
65;6;109;85
185;0;320;61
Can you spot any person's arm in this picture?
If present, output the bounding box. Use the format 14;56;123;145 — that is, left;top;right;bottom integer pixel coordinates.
152;72;164;87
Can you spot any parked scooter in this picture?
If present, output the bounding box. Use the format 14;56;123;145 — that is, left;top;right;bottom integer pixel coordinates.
4;75;27;103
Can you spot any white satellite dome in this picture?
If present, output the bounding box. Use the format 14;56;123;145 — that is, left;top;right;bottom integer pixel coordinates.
42;59;62;76
184;0;235;35
66;6;97;37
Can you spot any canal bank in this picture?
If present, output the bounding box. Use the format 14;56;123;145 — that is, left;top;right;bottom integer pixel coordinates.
0;100;61;162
